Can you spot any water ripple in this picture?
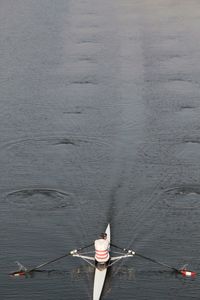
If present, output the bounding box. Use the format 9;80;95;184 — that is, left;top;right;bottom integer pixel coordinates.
5;188;74;211
164;185;200;209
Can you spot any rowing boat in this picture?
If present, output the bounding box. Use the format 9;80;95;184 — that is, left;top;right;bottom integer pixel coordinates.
10;223;197;299
93;224;110;300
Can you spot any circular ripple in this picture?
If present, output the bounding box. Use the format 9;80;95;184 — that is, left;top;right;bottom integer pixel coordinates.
1;134;113;164
164;185;200;209
2;136;82;150
5;188;74;211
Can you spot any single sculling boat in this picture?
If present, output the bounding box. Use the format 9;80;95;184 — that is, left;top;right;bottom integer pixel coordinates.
10;223;197;300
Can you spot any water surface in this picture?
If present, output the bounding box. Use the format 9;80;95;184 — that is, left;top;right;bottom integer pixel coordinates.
1;0;200;299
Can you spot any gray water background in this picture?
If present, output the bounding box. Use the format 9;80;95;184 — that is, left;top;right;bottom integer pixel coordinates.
1;0;200;299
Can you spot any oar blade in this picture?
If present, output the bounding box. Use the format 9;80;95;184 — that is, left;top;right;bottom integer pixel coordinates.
9;262;28;277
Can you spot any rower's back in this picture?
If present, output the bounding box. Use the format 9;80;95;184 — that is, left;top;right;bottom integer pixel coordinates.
94;238;110;263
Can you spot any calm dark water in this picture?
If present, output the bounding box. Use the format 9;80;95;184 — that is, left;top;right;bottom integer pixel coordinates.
1;0;200;299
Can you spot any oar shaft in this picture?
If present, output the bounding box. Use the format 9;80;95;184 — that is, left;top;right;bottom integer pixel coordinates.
110;243;178;272
30;254;69;271
135;253;178;272
29;243;94;272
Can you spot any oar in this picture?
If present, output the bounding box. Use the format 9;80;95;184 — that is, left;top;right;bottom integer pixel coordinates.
111;243;196;277
10;243;93;277
30;243;94;272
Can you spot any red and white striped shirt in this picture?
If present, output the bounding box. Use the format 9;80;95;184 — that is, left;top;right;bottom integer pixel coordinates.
94;238;110;262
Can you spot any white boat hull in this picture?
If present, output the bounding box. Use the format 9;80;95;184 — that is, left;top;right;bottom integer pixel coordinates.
93;224;110;300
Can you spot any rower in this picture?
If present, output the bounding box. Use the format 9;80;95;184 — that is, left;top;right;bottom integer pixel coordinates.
94;232;110;265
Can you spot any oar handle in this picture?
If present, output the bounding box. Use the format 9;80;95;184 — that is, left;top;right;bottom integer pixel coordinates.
77;243;93;251
110;243;127;252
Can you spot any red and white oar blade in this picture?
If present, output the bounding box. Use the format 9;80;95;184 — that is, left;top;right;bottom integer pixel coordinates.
9;270;27;277
179;264;197;277
179;269;197;277
9;261;28;277
178;264;197;277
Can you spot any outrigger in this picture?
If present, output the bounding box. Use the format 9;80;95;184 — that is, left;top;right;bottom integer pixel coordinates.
10;224;197;300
